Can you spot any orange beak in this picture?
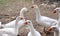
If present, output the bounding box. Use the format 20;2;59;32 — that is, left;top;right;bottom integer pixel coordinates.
19;16;24;20
24;21;28;25
31;4;34;8
47;27;52;31
51;9;57;14
20;17;24;20
31;6;34;8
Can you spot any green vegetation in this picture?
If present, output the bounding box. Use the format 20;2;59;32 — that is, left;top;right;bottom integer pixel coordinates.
0;0;9;5
0;0;32;6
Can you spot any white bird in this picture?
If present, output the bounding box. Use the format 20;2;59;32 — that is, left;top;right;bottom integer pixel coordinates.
31;5;58;28
24;20;41;36
47;7;60;36
0;16;25;36
47;26;59;36
1;7;28;28
0;7;29;36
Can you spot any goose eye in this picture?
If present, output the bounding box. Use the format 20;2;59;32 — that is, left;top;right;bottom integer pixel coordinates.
28;22;30;23
47;27;53;31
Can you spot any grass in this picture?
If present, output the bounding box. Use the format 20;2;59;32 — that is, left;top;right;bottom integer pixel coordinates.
0;0;32;5
0;0;9;5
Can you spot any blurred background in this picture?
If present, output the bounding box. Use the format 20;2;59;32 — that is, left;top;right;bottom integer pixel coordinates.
0;0;60;36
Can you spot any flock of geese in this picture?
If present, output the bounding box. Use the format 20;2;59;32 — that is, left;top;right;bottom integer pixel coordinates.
0;4;60;36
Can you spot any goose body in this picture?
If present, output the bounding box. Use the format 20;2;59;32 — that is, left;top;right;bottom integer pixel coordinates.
37;16;57;27
0;18;25;36
2;34;9;36
24;20;41;36
31;5;58;28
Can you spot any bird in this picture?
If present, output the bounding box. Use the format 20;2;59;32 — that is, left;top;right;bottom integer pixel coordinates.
1;7;29;28
47;7;60;36
31;4;58;28
20;7;29;17
0;16;26;36
47;26;59;36
24;20;41;36
0;7;29;36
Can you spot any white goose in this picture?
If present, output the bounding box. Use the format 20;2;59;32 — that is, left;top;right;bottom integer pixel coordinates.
24;20;41;36
47;7;60;36
0;7;28;36
0;16;25;36
31;5;58;28
1;7;28;28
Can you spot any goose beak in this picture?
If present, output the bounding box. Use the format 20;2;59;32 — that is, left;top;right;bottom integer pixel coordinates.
24;21;28;25
19;16;25;20
51;9;57;14
47;27;53;32
30;4;34;8
31;6;34;8
20;17;24;20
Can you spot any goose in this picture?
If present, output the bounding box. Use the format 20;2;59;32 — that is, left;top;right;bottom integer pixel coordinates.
31;5;58;28
24;20;41;36
0;16;26;36
47;7;60;36
1;7;28;28
0;7;29;36
47;26;59;36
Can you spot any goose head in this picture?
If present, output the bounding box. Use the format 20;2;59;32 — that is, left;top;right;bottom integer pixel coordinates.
51;7;60;14
24;20;32;26
24;20;33;29
31;5;38;9
16;16;25;22
15;16;25;28
47;26;58;32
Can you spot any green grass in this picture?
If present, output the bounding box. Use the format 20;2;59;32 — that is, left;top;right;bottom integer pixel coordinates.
25;0;32;2
0;0;9;5
0;0;32;6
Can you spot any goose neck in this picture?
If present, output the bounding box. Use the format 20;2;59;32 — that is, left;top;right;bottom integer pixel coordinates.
54;31;59;36
34;7;41;21
15;26;19;35
20;10;25;17
35;7;41;17
29;23;36;35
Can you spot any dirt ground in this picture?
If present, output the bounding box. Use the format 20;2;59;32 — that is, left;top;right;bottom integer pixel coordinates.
0;0;58;36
